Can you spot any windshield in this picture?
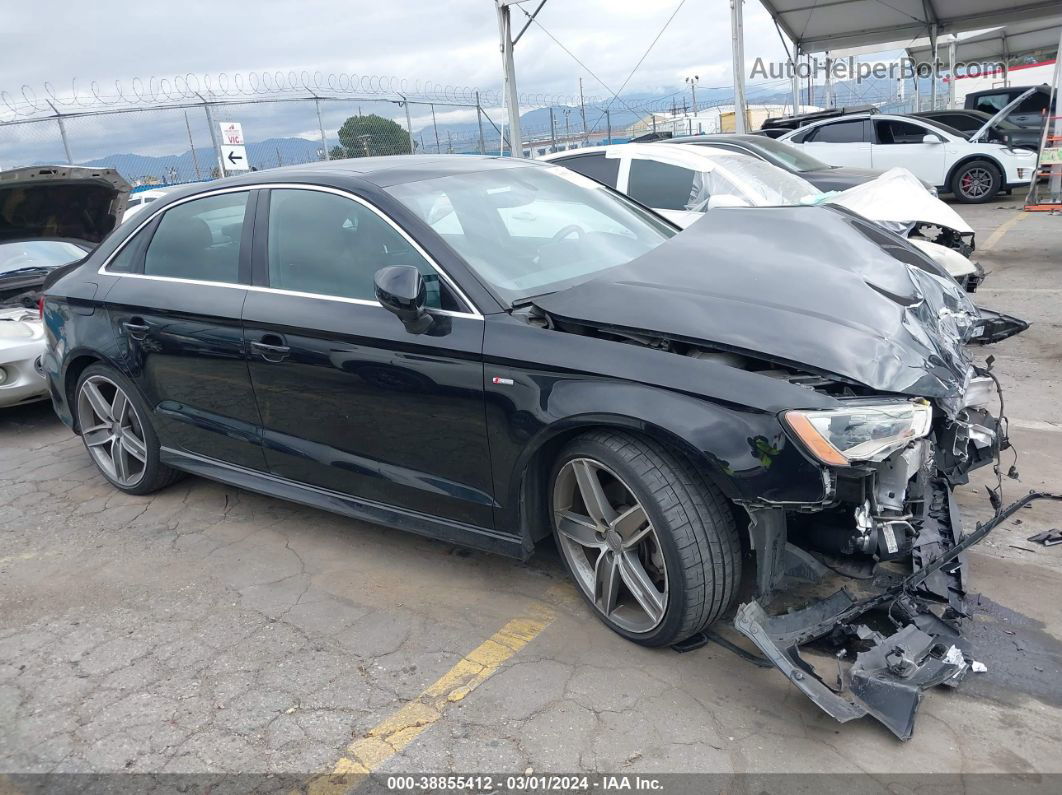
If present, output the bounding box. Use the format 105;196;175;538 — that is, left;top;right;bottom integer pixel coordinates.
686;153;821;210
731;136;830;172
387;164;676;305
0;240;86;276
913;117;966;139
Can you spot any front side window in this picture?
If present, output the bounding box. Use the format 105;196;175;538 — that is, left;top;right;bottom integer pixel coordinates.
143;192;248;283
387;164;675;305
808;120;868;144
875;119;933;144
554;153;621;188
266;188;453;309
627;160;697;210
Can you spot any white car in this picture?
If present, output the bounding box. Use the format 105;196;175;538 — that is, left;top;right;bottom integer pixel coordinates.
776;112;1038;203
123;187;178;221
543;143;984;289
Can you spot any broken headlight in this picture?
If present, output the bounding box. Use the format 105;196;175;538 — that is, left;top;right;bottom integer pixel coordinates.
784;401;933;466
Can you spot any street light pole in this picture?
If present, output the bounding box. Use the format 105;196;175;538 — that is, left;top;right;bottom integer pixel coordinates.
729;0;748;134
496;1;525;156
685;75;699;115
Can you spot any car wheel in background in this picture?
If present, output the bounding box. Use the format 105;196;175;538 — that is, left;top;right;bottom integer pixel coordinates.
951;160;1001;203
75;363;182;495
550;430;741;647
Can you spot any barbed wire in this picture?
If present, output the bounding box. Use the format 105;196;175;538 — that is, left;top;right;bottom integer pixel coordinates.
0;69;626;122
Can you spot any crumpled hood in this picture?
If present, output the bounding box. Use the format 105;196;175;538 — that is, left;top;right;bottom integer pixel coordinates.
534;205;981;408
0;166;130;245
824;167;973;236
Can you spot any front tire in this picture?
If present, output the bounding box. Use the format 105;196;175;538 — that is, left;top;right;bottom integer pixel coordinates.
549;431;741;647
75;364;182;495
950;160;1001;203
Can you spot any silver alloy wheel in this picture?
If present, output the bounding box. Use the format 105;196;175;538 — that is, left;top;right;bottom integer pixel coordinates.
959;166;993;199
552;458;669;633
76;375;148;488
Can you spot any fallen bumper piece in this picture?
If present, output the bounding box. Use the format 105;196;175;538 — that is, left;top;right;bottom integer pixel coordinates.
735;491;1062;740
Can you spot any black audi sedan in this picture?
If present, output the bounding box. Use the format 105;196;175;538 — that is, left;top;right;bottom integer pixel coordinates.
40;156;1028;737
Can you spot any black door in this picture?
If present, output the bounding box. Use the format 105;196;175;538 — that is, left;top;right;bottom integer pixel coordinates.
241;186;494;528
103;189;266;470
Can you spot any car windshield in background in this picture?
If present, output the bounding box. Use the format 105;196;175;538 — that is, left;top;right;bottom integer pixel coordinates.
701;154;822;206
736;136;831;173
387;165;676;305
0;240;87;276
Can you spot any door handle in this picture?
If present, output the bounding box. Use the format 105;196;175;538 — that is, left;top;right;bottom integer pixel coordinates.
250;336;290;363
123;319;150;340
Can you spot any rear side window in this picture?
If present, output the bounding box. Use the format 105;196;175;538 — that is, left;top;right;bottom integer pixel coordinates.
808;120;868;143
266;188;455;309
554;153;620;188
1016;93;1049;114
627;160;696;210
143;192;248;283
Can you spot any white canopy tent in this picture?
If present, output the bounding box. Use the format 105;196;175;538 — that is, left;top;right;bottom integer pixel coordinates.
746;0;1062;115
757;0;1061;54
906;17;1062;71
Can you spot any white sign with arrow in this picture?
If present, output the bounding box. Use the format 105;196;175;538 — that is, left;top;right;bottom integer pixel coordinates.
220;144;249;171
219;121;244;145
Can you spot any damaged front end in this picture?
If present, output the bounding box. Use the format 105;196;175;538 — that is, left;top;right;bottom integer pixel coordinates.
734;388;1050;740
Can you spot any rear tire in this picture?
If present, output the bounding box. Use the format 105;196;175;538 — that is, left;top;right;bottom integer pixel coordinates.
950;159;1001;203
75;363;183;495
549;430;741;647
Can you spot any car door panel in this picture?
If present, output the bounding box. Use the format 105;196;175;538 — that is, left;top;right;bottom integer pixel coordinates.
243;186;495;529
102;189;265;470
243;291;494;528
870;119;947;185
800;119;873;168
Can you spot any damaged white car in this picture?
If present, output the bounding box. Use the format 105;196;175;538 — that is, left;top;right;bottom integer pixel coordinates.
544;143;985;290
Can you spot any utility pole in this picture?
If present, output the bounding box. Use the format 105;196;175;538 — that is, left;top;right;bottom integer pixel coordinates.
824;51;834;108
314;97;329;159
729;0;748;134
495;1;526;156
184;111;201;179
563;108;571;148
431;104;441;153
549;107;557;152
578;78;589;145
947;36;958;109
475;91;487;154
685;75;699;115
402;98;415;154
930;24;939;109
605;108;612;145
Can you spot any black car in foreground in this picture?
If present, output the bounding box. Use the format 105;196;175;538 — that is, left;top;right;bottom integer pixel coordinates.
42;156;1034;739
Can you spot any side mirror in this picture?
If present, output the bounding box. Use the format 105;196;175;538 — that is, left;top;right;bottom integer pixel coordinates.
922;133;944;144
374;265;434;334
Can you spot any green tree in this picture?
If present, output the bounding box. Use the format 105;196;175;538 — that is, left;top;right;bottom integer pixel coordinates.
336;114;412;157
328;145;347;161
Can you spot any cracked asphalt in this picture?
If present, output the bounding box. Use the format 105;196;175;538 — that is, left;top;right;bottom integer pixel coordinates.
2;197;1061;778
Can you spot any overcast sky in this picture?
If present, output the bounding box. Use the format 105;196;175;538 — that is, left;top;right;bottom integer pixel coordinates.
2;0;791;105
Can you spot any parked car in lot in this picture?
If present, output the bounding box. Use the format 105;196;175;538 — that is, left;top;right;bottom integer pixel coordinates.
42;156;1029;738
661;132;937;194
964;84;1051;130
0;165;128;407
543;143;984;289
123;186;179;222
912;109;1042;151
777;112;1039;202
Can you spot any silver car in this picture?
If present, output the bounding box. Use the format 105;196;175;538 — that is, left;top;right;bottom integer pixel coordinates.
0;165;128;407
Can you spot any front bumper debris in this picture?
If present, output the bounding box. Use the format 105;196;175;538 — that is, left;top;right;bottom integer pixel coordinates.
735;489;1062;740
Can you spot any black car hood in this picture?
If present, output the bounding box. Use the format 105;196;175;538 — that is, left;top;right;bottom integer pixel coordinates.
534;205;982;409
0;166;130;245
800;165;883;191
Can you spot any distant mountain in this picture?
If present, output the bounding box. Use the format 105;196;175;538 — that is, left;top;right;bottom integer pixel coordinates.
78;137;327;184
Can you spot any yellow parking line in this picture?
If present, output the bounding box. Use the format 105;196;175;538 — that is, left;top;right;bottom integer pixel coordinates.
980;211;1028;252
306;585;572;791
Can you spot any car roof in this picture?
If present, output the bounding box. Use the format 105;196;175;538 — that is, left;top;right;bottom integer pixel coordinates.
667;134;768;145
182;155;543;193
